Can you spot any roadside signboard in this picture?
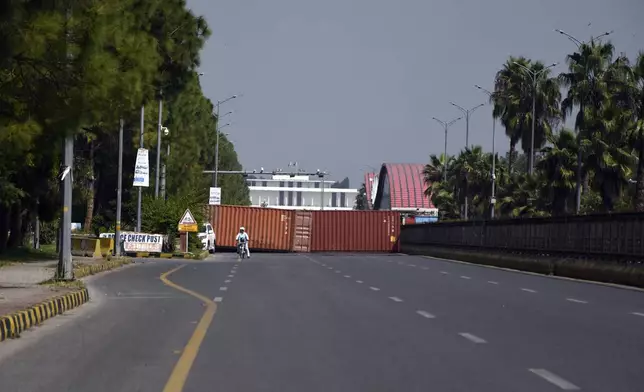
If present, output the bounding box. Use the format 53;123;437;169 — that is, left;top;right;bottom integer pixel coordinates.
133;148;150;187
209;187;221;205
178;209;198;232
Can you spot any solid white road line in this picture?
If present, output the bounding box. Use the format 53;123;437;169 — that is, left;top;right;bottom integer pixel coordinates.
566;298;588;304
459;333;487;344
460;276;472;280
219;287;228;291
487;281;499;285
214;297;223;302
529;369;580;390
416;310;436;319
521;288;537;293
369;287;380;291
631;312;644;317
356;280;363;284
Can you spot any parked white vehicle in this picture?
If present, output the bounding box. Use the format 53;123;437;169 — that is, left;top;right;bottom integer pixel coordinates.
198;223;216;253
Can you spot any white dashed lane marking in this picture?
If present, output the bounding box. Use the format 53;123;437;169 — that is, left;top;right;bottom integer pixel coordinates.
388;296;403;302
459;333;487;344
214;297;223;302
369;287;380;291
566;298;588;304
219;287;228;291
487;281;499;285
356;280;363;284
408;264;416;267
421;267;429;270
460;276;471;280
227;275;234;278
529;369;580;390
344;275;351;278
224;280;232;283
416;310;436;319
521;288;537;293
440;271;449;275
632;312;644;317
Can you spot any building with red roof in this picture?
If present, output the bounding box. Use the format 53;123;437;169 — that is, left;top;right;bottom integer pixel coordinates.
371;163;437;214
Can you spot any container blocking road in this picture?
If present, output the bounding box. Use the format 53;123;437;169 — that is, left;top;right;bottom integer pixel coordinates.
1;254;643;391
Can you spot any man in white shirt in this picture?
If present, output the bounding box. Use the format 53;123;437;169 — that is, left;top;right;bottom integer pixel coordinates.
235;227;250;258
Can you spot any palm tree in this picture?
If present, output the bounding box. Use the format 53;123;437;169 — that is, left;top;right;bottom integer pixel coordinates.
626;53;644;211
537;129;578;215
494;57;561;174
559;39;616;212
422;153;452;196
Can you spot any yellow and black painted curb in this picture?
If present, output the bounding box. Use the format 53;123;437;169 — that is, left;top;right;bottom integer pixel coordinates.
126;251;209;260
0;288;89;342
74;258;133;279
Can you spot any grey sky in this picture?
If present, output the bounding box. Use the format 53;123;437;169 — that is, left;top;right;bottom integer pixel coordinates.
187;0;643;187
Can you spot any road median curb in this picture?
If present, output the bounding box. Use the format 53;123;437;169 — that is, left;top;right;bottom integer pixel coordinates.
0;288;89;342
74;258;133;279
126;251;209;260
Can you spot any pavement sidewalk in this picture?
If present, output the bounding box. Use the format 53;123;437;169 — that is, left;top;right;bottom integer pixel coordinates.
0;257;110;317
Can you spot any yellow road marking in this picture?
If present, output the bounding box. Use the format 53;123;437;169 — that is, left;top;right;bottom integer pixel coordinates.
161;264;217;392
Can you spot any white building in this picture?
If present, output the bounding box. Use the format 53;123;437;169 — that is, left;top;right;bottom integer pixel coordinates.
247;175;358;210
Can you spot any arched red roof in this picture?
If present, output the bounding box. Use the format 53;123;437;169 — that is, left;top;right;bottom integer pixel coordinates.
375;163;434;210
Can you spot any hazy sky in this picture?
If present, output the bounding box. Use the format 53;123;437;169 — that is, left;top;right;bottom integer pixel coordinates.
187;0;643;187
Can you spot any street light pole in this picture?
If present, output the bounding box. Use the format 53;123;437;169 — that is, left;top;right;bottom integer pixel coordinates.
513;61;558;175
137;105;144;232
554;29;613;215
432;116;463;183
449;102;485;148
213;96;237;188
474;85;497;219
155;97;163;198
115;118;124;257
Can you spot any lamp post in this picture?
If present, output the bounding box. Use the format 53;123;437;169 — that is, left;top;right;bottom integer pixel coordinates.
449;102;485;148
474;85;497;219
512;61;558;175
554;28;613;214
431;116;462;183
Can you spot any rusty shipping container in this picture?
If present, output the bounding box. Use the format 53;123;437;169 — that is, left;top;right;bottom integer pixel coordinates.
211;205;295;251
310;210;401;252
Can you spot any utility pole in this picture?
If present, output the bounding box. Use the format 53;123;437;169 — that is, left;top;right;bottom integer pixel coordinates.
450;102;485;148
115;119;124;256
137;105;144;232
432;116;462;183
155;97;162;198
58;3;74;280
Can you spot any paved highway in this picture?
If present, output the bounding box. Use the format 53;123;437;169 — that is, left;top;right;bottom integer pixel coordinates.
1;253;643;391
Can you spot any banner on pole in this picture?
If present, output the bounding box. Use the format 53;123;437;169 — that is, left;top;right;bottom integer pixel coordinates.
209;187;221;205
133;148;149;187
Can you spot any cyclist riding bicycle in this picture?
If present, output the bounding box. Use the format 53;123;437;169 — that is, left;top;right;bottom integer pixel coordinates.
235;226;250;258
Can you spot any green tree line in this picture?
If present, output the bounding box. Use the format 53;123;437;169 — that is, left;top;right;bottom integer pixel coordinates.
0;0;249;253
424;37;644;220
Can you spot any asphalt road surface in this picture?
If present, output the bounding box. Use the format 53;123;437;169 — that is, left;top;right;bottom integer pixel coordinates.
1;253;643;391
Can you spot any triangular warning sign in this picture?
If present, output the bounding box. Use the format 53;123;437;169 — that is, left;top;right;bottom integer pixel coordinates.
179;209;196;225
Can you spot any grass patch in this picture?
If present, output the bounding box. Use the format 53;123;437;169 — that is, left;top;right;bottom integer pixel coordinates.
40;278;86;290
0;245;57;264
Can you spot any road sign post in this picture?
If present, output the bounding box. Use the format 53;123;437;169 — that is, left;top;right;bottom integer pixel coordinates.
178;209;198;252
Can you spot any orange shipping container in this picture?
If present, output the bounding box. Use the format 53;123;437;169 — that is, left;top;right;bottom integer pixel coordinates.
212;205;295;251
310;210;401;252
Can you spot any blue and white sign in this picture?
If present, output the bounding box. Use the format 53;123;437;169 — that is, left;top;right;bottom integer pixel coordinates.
133;148;149;187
